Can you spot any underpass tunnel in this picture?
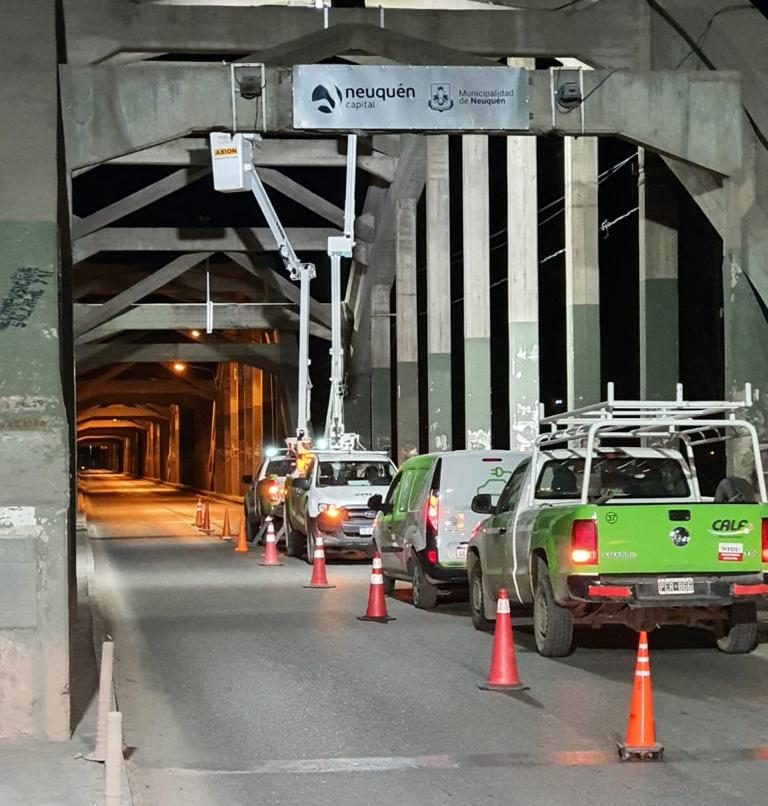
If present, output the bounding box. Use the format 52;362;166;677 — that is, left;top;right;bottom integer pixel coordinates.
75;356;292;496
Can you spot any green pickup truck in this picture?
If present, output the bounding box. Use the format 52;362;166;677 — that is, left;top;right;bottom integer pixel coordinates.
467;390;768;656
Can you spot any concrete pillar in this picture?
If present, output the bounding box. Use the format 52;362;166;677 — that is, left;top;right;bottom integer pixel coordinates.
722;147;768;482
507;58;539;450
462;136;491;449
639;148;679;400
228;363;240;494
166;405;180;483
370;283;392;455
564;136;601;408
426;135;452;452
395;198;419;463
242;365;263;474
0;0;73;724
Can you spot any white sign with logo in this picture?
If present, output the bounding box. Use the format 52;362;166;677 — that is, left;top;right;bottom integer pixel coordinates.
293;65;529;131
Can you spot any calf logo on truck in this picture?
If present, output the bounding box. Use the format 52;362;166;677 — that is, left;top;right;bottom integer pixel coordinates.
669;526;690;547
708;519;753;537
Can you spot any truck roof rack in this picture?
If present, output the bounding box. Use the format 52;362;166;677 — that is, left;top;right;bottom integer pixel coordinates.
537;382;755;450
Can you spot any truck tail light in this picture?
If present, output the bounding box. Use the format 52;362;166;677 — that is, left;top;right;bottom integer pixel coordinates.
762;518;768;563
426;548;438;565
426;491;439;534
571;519;598;565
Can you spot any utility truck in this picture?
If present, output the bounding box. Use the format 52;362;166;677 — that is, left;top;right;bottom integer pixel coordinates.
467;386;768;656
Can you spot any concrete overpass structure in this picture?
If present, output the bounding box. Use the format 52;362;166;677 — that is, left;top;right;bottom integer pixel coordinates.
1;0;768;739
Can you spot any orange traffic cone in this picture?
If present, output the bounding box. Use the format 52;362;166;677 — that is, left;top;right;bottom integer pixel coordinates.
303;535;335;589
201;501;212;533
357;553;395;622
220;509;232;540
259;519;283;566
478;589;528;692
618;631;664;760
194;497;203;527
234;516;248;553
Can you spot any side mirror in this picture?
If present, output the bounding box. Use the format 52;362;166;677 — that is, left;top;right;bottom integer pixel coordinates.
471;494;493;514
367;494;383;511
241;474;253;485
292;477;311;492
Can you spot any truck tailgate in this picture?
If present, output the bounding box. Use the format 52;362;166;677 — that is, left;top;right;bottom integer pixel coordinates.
596;505;765;574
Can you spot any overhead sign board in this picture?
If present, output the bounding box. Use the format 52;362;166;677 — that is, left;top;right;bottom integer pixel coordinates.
293;65;529;131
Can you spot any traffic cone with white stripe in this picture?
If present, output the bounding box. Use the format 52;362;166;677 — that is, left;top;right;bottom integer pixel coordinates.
478;589;528;692
220;509;232;540
259;518;283;566
357;552;395;623
618;631;663;760
303;535;335;589
194;497;203;527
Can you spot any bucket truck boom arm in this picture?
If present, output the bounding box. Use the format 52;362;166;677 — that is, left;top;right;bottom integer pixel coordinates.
209;132;314;442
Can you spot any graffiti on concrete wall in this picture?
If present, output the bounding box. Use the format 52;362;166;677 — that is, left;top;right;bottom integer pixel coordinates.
0;266;53;331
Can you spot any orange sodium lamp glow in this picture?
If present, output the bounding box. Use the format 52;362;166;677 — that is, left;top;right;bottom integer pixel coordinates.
173;362;187;372
190;330;201;338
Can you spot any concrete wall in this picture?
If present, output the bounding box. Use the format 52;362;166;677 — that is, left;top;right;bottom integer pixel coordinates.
0;0;70;739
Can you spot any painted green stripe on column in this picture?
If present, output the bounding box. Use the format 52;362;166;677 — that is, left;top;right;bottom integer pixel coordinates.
396;360;419;463
641;278;678;400
464;336;491;449
427;351;452;452
509;321;539;452
371;367;392;454
568;303;600;408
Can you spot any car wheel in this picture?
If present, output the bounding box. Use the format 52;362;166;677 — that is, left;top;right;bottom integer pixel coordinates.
411;558;438;610
285;528;302;558
244;508;256;543
533;561;574;657
717;603;758;654
305;533;315;565
468;561;493;632
382;574;396;596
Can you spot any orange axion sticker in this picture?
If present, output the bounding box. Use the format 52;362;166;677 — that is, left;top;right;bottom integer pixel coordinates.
213;147;237;157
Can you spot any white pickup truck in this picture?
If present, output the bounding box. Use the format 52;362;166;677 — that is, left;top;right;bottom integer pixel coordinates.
284;450;397;562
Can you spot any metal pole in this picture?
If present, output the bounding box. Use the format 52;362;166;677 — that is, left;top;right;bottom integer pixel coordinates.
91;640;114;762
296;265;312;438
329;253;343;445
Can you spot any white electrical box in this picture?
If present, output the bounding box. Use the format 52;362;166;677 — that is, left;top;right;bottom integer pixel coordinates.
209;132;253;193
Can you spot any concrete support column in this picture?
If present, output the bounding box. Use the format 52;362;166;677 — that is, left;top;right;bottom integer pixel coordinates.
507;57;540;450
370;283;392;455
564;136;601;408
462;135;491;449
166;405;180;483
426;135;452;452
639;148;679;400
395;198;419;463
242;365;264;474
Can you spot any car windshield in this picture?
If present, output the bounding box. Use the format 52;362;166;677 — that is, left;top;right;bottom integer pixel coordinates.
316;460;394;487
535;456;690;500
265;459;296;477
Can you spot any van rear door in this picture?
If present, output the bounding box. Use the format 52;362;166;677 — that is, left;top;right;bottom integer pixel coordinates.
436;452;527;567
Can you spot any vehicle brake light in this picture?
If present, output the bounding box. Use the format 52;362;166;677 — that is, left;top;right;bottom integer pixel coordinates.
571;519;598;565
427;491;439;533
762;518;768;563
426;548;438;565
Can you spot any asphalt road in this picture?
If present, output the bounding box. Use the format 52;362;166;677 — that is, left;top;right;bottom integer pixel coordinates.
83;474;768;806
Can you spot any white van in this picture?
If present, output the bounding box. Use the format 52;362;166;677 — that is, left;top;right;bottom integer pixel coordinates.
369;450;528;609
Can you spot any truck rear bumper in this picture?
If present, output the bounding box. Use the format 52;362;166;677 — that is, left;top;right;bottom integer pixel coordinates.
567;574;768;607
